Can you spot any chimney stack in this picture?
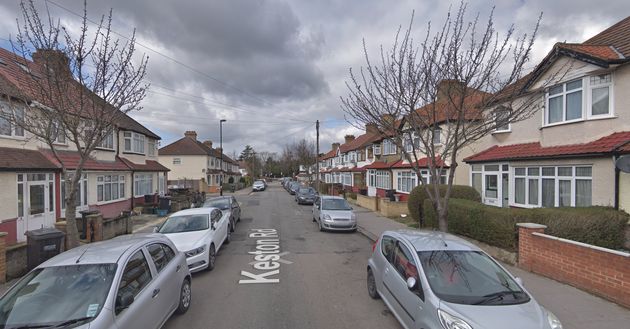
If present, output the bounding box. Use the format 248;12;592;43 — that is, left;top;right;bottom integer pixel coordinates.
344;135;355;144
365;123;379;134
216;147;223;154
184;131;197;140
32;49;71;77
437;79;465;102
203;140;213;148
332;143;340;151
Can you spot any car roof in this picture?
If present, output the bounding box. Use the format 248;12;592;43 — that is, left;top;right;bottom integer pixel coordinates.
319;195;345;200
206;196;231;201
38;233;169;267
170;207;215;216
384;229;481;252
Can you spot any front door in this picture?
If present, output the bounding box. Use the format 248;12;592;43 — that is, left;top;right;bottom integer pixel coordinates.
483;172;500;207
16;173;56;242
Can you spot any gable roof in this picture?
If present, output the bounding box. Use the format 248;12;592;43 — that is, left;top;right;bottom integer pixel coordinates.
584;16;630;58
410;87;491;125
339;132;381;153
464;131;630;163
0;48;160;139
319;148;337;161
159;137;219;157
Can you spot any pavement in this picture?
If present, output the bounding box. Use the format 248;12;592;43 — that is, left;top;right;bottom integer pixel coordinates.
352;203;630;329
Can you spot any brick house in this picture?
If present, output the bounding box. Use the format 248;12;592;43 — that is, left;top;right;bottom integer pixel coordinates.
158;131;240;193
462;17;630;211
0;48;169;245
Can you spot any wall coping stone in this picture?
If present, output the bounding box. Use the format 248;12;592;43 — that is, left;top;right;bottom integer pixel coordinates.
531;232;630;258
0;232;7;237
516;223;547;229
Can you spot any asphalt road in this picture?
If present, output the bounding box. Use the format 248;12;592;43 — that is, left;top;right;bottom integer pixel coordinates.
162;183;402;329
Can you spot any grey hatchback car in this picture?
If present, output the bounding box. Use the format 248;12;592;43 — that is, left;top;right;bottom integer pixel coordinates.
367;230;563;329
0;234;192;329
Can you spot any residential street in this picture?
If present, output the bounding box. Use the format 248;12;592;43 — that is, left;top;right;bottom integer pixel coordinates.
161;183;401;329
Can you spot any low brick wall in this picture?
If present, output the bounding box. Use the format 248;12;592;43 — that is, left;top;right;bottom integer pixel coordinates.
103;215;132;240
518;223;630;308
378;199;409;218
6;242;27;280
356;194;378;211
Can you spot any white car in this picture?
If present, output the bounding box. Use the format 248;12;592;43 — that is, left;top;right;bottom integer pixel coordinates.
252;180;266;191
157;207;231;272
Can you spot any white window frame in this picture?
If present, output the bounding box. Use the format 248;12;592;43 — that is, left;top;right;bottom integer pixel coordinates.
492;107;511;133
134;173;154;197
61;173;88;210
373;144;381;156
124;131;146;154
173;157;181;165
97;174;126;204
396;171;417;193
432;128;442;145
382;139;397;155
0;104;24;138
368;170;391;189
148;139;156;156
586;73;614;119
97;131;115;150
511;165;592;208
342;172;352;186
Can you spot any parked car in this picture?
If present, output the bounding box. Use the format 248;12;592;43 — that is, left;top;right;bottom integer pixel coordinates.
0;234;192;329
367;230;563;329
295;187;318;204
253;180;266;191
157;207;230;273
312;195;357;232
288;182;300;195
203;196;241;232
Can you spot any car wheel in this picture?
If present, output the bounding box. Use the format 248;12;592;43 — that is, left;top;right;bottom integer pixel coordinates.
207;244;216;271
367;268;379;299
176;278;192;314
318;219;324;232
225;226;232;244
230;219;235;232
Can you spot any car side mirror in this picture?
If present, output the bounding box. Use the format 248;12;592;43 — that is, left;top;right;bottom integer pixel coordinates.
152;226;159;233
407;277;425;301
406;277;417;290
115;292;134;314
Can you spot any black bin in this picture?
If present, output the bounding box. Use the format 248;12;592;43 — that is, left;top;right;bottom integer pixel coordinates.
158;196;172;211
26;228;65;271
385;189;396;201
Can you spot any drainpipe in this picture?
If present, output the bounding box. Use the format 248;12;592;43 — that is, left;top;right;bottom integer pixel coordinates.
614;154;620;210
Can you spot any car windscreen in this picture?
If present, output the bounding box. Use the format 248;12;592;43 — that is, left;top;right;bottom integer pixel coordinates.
159;214;210;233
204;198;230;210
417;250;529;305
0;263;117;328
322;199;351;210
298;188;311;194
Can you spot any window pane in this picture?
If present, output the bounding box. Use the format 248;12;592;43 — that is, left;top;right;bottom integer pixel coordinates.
549;85;563;95
559;180;571;207
485;175;498;198
117;251;152;300
566;91;582;120
471;165;482;171
528;167;539;176
542;167;555;176
558;167;572;176
97;185;103;202
514;168;526;176
147;244;168;273
0;116;12;135
515;178;526;204
591;87;609;115
17;184;23;217
472;173;482;195
542;179;555;207
576;167;592;177
575;179;592;207
528;179;539;205
566;79;582;91
104;184;112;201
484;165;500;171
112;183;119;200
548;96;563;123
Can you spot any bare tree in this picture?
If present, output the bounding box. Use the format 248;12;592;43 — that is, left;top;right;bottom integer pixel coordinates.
1;1;148;247
341;3;559;232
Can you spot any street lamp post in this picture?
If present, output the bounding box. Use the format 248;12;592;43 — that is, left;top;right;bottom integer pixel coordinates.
220;119;226;196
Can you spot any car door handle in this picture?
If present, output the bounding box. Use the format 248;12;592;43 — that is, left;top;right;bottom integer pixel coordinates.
152;288;160;298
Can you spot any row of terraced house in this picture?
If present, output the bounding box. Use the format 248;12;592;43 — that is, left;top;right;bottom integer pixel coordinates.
0;47;239;246
318;16;630;214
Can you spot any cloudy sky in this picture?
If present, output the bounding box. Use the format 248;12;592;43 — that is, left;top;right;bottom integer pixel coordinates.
1;0;629;156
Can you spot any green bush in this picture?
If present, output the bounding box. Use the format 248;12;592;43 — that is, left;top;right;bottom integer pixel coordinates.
228;176;235;184
424;199;628;251
239;177;246;183
408;184;480;223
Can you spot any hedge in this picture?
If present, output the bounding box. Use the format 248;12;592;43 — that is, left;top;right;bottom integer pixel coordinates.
423;198;629;251
408;184;480;223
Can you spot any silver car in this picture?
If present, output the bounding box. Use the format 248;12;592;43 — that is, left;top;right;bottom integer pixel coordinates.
367;230;563;329
312;195;357;232
0;234;192;329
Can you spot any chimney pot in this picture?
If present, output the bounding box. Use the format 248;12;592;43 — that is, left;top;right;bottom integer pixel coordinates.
365;123;378;134
203;140;213;148
344;135;355;144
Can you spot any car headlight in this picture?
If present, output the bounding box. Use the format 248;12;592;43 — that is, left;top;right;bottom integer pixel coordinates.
323;214;333;222
547;310;562;329
438;309;472;329
185;246;205;258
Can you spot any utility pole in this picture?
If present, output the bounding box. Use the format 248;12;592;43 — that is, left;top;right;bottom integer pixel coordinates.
220;119;226;196
315;120;320;193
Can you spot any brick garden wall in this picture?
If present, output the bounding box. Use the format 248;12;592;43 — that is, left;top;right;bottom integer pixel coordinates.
518;223;630;308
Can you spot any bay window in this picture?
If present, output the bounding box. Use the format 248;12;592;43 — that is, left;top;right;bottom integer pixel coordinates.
397;171;417;193
134;173;154;197
513;165;591;207
148;139;156;156
368;170;391;189
382;139;397;155
97;174;125;202
97;131;114;149
545;73;613;125
124;132;145;154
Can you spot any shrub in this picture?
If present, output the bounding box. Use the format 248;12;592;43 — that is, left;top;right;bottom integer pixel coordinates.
408;184;480;224
424;199;628;251
239;177;245;183
347;192;357;200
228;176;235;184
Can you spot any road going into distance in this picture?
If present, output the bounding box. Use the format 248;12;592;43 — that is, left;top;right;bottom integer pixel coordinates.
162;182;401;329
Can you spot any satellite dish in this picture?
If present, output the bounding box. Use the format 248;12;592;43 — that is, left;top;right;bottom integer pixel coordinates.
616;155;630;173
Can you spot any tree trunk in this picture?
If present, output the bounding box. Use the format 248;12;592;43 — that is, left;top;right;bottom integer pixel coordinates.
64;172;82;249
437;204;449;232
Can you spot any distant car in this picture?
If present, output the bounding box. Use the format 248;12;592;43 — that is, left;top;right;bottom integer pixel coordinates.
0;234;192;329
312;195;357;232
367;230;563;329
203;196;241;232
253;180;266;191
158;207;231;273
288;182;300;195
295;187;318;204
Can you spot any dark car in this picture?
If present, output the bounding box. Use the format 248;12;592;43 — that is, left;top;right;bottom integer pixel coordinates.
203;196;241;232
295;187;318;204
288;182;300;195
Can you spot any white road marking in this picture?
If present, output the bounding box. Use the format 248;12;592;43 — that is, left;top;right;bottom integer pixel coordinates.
239;228;287;284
